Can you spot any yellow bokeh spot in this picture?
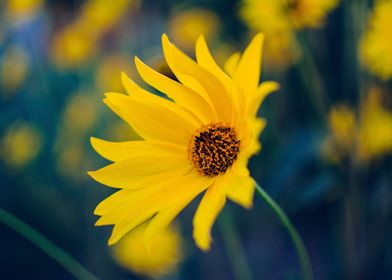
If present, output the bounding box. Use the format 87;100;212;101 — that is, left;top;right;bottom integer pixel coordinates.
356;88;392;161
360;1;392;80
1;122;42;168
112;224;184;278
285;0;340;29
51;0;138;68
169;8;220;51
0;45;30;95
96;55;133;92
324;87;392;163
5;0;43;21
63;93;98;132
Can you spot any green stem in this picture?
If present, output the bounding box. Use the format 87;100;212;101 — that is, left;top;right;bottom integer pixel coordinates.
0;208;99;280
255;184;313;280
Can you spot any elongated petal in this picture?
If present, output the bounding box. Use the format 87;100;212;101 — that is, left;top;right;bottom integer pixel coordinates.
108;171;213;245
120;72;203;126
90;137;185;162
248;81;280;117
88;154;190;189
104;93;197;145
95;187;159;224
134;57;215;123
162;34;234;124
143;172;213;248
225;171;255;209
195;35;230;87
193;176;227;251
224;52;241;77
233;33;264;100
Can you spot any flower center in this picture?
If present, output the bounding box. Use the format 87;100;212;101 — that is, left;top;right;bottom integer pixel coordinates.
189;123;240;177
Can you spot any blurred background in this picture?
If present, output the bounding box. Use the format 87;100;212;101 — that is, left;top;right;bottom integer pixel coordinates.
0;0;391;279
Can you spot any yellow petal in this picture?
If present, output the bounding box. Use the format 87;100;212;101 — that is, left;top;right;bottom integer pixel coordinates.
120;71;202;127
108;171;213;245
195;35;230;87
225;171;255;209
134;56;215;123
233;117;266;177
224;52;241;77
95;187;158;225
90;137;185;162
247;81;279;117
162;34;234;124
104;93;197;145
88;155;190;189
233;33;264;103
193;176;227;251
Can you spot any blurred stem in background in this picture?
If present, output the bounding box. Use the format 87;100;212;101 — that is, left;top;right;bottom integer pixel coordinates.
218;207;253;280
343;0;368;278
255;184;313;280
0;208;99;280
296;32;329;120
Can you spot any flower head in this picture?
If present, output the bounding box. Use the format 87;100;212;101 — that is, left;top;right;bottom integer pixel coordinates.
89;34;278;251
360;1;392;80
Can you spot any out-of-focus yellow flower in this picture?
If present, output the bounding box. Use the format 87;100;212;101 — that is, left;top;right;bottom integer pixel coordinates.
5;0;43;22
56;144;85;179
356;87;392;161
360;1;392;80
96;55;134;92
264;31;302;70
169;8;220;51
241;0;339;69
112;224;183;278
51;27;98;69
323;105;356;162
241;0;339;32
0;45;30;95
51;0;138;68
54;92;99;181
285;0;340;29
323;87;392;163
62;93;98;132
1;122;42;168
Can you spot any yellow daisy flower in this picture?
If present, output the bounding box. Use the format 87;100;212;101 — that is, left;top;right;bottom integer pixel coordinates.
360;1;392;80
88;33;279;251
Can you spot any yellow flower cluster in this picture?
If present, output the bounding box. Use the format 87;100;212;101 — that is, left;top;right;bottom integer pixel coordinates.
51;0;138;68
241;0;339;69
112;224;183;278
360;1;392;80
323;87;392;163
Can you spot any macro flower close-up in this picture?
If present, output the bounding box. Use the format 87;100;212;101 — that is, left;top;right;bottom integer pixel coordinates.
88;33;278;251
1;1;392;279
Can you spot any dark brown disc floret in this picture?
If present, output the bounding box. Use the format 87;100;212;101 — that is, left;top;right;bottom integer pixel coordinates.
189;123;240;177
